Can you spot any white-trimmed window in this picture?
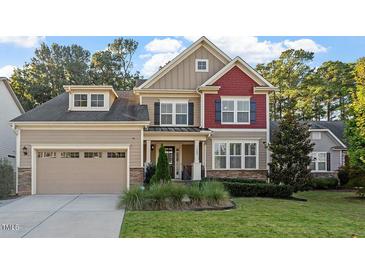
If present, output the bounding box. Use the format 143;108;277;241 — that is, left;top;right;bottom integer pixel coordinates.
311;132;322;140
61;152;80;158
213;141;258;169
214;143;227;169
91;94;104;107
160;101;188;126
310;152;327;171
107;152;126;158
195;59;209;72
84;152;102;158
244;143;257;169
74;94;88;107
37;152;56;158
221;98;250;124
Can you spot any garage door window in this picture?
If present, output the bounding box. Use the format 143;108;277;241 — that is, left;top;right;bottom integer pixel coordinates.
107;152;126;158
84;152;102;158
38;152;56;158
61;152;80;158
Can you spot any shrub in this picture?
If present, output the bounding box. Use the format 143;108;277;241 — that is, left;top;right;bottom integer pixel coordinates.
356;187;365;198
347;175;365;188
337;166;350;186
0;159;15;199
204;177;266;184
200;181;229;205
153;145;171;184
223;182;293;199
186;183;204;205
119;186;145;210
309;177;339;190
145;183;171;210
144;163;156;186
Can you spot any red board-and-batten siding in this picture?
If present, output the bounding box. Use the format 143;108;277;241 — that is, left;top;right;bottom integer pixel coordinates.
204;66;267;129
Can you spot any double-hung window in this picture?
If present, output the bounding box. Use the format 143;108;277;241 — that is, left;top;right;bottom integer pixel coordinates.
221;98;250;124
310;152;327;171
74;94;88;107
214;141;258;169
160;101;188;126
91;94;104;107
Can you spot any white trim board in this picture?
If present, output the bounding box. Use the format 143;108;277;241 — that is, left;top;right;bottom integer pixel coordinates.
30;144;131;195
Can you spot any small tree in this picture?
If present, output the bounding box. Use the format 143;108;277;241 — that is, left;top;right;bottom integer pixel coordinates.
151;145;171;184
0;158;15;198
268;113;314;191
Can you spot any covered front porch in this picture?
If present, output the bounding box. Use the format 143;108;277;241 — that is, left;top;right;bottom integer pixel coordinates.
143;127;210;181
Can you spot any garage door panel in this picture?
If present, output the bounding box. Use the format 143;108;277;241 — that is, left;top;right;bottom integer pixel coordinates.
36;150;127;194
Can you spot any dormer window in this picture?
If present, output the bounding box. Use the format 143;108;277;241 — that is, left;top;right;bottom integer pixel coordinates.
195;59;209;72
74;94;88;107
91;94;104;107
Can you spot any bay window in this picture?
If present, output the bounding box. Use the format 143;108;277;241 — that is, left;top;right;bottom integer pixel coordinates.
214;141;258;169
160;101;188;126
310;152;327;171
221;98;250;124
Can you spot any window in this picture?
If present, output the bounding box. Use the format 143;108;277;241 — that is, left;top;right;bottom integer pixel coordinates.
213;141;258;169
74;94;88;107
107;152;126;158
310;152;327;171
195;59;208;72
61;152;79;158
160;103;173;125
91;94;104;107
244;143;257;169
37;152;56;158
311;132;322;140
214;143;227;169
160;102;188;126
84;152;102;158
175;103;188;125
229;143;242;168
221;98;250;124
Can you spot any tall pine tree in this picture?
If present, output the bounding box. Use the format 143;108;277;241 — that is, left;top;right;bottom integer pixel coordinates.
268;113;314;191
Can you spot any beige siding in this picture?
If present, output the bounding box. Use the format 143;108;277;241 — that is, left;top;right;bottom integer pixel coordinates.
36;149;127;194
149;45;226;90
206;131;267;170
20;129;142;168
182;144;194;165
142;96;201;127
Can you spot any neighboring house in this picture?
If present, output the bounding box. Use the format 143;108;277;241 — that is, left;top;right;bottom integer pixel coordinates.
10;36;277;195
271;121;347;177
0;77;24;168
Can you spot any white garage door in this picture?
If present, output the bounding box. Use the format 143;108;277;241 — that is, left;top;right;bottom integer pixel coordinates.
36;149;127;194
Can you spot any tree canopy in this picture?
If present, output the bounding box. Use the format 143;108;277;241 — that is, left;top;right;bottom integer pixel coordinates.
10;37;140;111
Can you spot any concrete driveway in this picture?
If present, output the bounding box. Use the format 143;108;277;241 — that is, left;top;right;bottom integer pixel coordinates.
0;194;124;238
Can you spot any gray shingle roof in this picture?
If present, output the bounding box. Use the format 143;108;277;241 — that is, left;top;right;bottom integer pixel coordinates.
270;120;347;147
11;91;149;122
145;126;209;132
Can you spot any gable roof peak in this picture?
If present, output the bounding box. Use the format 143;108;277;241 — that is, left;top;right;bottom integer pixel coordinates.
136;36;232;90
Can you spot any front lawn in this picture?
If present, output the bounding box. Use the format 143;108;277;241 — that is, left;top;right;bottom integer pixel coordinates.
120;191;365;237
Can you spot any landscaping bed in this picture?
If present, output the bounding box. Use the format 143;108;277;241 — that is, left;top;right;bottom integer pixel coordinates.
119;181;232;211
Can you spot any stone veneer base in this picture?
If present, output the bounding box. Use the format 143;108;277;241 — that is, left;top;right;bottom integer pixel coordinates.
206;169;268;180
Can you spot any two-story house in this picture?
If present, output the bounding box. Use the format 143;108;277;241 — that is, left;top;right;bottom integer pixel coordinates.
10;36;277;195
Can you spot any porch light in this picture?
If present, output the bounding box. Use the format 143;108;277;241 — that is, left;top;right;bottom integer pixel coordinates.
22;146;28;156
151;145;155;151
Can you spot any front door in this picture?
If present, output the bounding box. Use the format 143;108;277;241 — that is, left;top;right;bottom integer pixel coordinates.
165;146;175;179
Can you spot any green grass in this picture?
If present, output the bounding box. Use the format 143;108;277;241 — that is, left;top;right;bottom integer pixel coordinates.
120;191;365;238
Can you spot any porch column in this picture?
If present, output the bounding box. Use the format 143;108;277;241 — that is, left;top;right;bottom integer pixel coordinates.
146;140;151;164
192;140;201;180
202;141;206;178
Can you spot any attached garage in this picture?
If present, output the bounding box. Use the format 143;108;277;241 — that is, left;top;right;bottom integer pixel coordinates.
33;147;129;194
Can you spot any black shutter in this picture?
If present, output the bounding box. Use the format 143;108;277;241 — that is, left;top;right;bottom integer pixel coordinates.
188;102;194;125
327;152;331;171
250;100;257;124
154;102;160;125
215;99;221;122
